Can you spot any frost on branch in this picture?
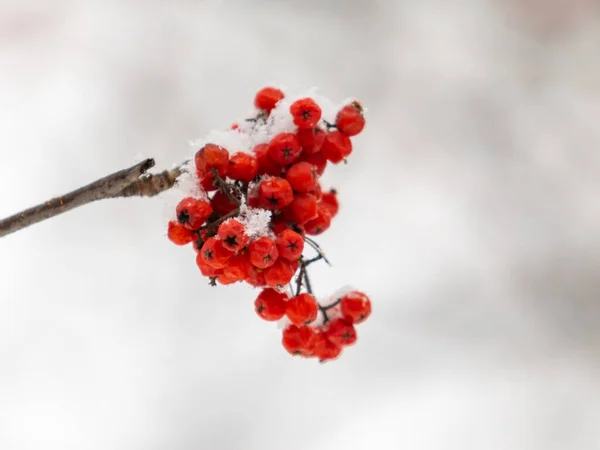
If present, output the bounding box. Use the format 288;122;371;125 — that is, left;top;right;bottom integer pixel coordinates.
166;86;370;363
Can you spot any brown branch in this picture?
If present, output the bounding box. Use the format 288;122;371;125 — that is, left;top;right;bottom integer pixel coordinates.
0;159;184;238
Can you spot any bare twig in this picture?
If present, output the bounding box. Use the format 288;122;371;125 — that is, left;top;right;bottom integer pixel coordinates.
0;159;183;238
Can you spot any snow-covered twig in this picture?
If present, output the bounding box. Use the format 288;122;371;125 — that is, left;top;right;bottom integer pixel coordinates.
0;158;182;238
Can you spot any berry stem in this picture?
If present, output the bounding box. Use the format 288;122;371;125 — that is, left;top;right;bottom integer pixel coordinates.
303;236;331;265
212;168;241;206
200;208;240;232
322;119;337;131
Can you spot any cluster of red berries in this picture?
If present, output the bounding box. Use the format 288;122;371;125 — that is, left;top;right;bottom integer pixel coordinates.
167;86;371;362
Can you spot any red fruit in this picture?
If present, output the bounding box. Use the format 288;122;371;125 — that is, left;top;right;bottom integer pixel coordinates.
321;131;352;163
230;122;239;130
200;237;233;269
195;143;229;178
253;143;283;176
223;252;253;281
254;87;284;113
307;183;323;202
176;197;213;230
335;101;365;136
196;252;223;277
286;162;318;193
289;258;300;275
320;189;339;217
297;126;326;155
268;133;302;165
298;151;327;176
167;221;196;245
263;259;295;287
288;193;318;224
276;229;304;261
325;318;357;347
228;152;258;182
312;333;342;362
211;190;238;216
254;288;288;321
246;268;266;287
304;206;332;235
286;293;318;326
340;291;372;324
290;98;322;129
282;325;317;356
258;177;294;210
217;273;238;285
248;237;279;269
217;219;249;252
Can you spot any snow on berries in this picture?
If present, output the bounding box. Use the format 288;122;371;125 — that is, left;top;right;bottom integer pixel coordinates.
167;86;371;362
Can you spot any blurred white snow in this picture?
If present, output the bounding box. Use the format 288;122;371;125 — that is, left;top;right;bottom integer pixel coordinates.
1;1;600;449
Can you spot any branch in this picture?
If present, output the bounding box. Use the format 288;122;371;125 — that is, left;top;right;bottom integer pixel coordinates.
0;159;183;238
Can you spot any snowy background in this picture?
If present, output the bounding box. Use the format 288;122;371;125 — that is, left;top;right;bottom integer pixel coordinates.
1;1;600;449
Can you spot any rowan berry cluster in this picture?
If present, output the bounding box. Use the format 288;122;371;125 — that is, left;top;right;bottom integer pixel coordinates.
167;86;371;362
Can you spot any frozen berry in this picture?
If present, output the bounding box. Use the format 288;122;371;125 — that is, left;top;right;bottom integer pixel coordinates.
176;197;213;230
297;126;326;155
325;318;357;347
248;237;279;269
195;143;229;177
223;252;253;281
263;258;296;287
268;133;302;165
340;291;371;324
287;193;318;225
304;206;332;235
253;143;283;176
290;98;322;129
298;151;327;176
200;237;233;269
321;131;352;164
286;293;318;326
254;288;288;321
312;333;342;362
276;229;304;261
196;252;224;277
335;101;365;136
228;152;258;182
282;325;317;356
167;221;196;245
286;162;318;193
246;268;266;287
217;219;249;252
258;177;294;210
320;189;339;217
254;87;284;113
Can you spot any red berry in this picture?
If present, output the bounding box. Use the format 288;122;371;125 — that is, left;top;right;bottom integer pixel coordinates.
216;273;238;285
321;131;352;164
254;288;288;321
246;268;266;287
228;152;258;182
297;126;326;155
276;229;304;261
298;151;327;176
254;87;284;113
304;206;332;236
307;183;323;202
195;143;229;178
286;293;318;326
320;189;339;217
263;258;295;287
340;291;372;324
253;143;283;176
287;193;318;224
282;325;317;356
286;162;318;193
195;252;223;277
217;219;249;252
335;101;365;136
258;177;294;210
325;318;357;347
211;190;238;216
167;221;196;245
312;333;342;362
176;197;213;230
223;252;253;281
248;237;279;269
268;133;302;165
290;98;322;129
200;237;233;269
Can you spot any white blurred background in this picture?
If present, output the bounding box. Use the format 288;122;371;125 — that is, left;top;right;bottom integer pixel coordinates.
1;1;600;449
